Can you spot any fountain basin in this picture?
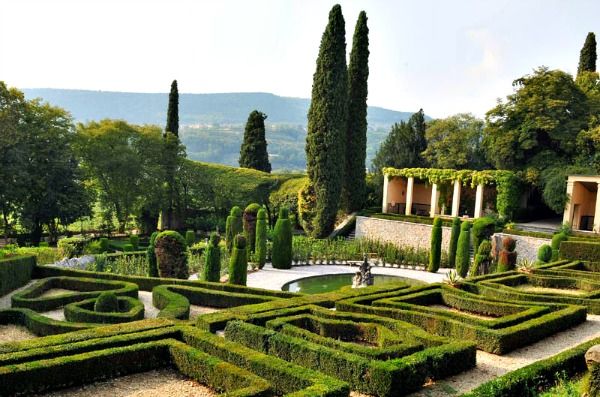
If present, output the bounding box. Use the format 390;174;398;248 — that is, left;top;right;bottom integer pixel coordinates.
281;273;406;294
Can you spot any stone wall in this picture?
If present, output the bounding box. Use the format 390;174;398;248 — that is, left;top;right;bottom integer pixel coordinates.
492;233;551;262
355;216;451;251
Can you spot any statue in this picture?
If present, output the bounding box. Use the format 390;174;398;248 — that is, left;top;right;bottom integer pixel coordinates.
352;254;373;288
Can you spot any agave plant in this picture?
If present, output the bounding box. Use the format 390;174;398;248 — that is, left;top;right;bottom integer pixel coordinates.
517;259;535;274
443;270;462;288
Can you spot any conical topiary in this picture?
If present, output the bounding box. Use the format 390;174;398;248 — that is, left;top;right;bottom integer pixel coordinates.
243;203;262;253
272;207;293;269
226;206;243;252
428;217;442;273
203;233;221;282
455;221;471;278
229;234;248;285
154;230;189;279
255;209;268;269
147;231;159;277
448;217;460;268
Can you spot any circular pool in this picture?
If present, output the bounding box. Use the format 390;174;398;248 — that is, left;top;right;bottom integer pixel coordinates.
281;273;405;294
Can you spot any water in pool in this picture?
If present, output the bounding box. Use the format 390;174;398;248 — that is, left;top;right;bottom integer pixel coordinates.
281;273;404;294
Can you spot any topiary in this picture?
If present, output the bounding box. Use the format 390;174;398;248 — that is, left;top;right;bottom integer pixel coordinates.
129;235;139;250
203;233;221;282
447;217;461;268
185;230;195;247
455;221;471;278
471;217;495;254
122;243;134;252
255;208;268;269
94;291;119;313
154;230;189;279
243;203;262;253
551;232;568;261
225;206;243;252
99;237;109;253
272;207;293;269
228;234;248;285
470;240;492;276
428;217;442;273
147;231;159;277
584;360;600;397
497;236;517;272
537;244;552;264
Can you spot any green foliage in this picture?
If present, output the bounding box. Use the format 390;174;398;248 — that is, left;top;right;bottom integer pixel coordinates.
239;110;271;173
94;291;119;313
154;230;189;279
269;176;307;222
559;240;600;262
578;32;597;76
305;4;348;237
448;217;461;268
497;237;517;272
129;235;139;250
456;221;471;277
471;240;492;276
255;209;268;269
147;231;159;277
185;230;195;247
226;206;244;252
166;79;179;135
272;208;293;269
552;232;569;261
0;255;36;296
121;243;134;252
100;238;109;253
428;217;442;273
243;203;262;253
537;244;553;263
472;217;496;253
422;113;487;169
202;233;222;282
344;11;369;212
58;237;88;258
229;234;248;285
585;363;600;397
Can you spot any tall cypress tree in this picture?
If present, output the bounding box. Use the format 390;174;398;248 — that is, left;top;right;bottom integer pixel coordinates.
239;110;271;172
303;4;348;237
343;11;369;212
578;32;597;76
166;80;179;136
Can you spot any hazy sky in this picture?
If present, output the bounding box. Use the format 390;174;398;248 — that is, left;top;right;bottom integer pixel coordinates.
1;0;599;118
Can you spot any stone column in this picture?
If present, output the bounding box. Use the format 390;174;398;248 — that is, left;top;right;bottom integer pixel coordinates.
594;183;600;233
382;175;389;213
430;183;440;218
474;184;485;218
563;181;575;226
451;180;461;217
405;177;414;216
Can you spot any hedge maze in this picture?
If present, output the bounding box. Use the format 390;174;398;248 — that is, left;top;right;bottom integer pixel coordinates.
0;256;599;396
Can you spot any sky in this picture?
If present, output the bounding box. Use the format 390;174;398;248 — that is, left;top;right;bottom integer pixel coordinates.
1;0;599;118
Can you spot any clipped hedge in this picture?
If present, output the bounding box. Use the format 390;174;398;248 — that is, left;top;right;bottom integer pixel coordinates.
64;296;145;324
560;240;600;262
0;255;36;296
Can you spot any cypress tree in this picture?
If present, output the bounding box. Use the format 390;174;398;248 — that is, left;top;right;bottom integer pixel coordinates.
239;110;271;173
272;207;293;269
203;233;221;282
166;80;179;136
343;11;369;212
229;234;248;285
578;32;597;76
455;221;471;278
428;217;442;273
255;208;268;269
303;4;348;237
225;206;243;252
448;217;461;268
146;231;159;277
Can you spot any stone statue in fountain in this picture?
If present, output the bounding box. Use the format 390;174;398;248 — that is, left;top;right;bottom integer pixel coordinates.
352;254;374;288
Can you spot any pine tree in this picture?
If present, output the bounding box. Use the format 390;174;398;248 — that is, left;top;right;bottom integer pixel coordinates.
578;32;597;76
239;110;271;172
343;11;369;212
166;80;179;136
303;4;348;237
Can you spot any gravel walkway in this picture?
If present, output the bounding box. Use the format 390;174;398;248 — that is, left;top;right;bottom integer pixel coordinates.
407;314;600;396
35;368;217;397
0;324;36;343
0;280;37;310
138;291;159;319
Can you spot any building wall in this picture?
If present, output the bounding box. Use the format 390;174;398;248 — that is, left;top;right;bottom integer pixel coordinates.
413;182;432;205
387;177;406;205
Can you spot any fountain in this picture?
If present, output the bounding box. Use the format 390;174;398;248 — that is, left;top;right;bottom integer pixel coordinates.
352;254;374;288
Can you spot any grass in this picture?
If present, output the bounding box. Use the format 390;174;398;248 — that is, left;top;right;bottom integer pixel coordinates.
537;375;583;396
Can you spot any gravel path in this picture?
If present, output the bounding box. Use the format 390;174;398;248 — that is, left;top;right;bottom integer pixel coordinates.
35;368;217;397
138;291;159;319
0;324;37;343
0;280;37;310
407;314;600;396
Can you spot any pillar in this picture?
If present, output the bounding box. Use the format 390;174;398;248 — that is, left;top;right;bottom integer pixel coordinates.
451;180;461;217
474;184;484;218
430;183;440;218
594;183;600;233
405;177;414;216
563;181;575;226
382;175;389;213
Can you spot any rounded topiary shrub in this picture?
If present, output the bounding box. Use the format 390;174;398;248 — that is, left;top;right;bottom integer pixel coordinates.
470;240;492;276
226;206;243;252
203;232;221;282
99;237;109;253
229;234;248;285
185;230;196;247
129;235;139;250
551;232;568;261
448;217;461;269
471;217;495;254
122;243;134;252
497;236;517;272
455;221;471;278
255;208;268;269
147;231;159;277
154;230;189;279
428;217;442;273
243;203;262;253
94;291;119;313
537;244;552;263
272;207;292;269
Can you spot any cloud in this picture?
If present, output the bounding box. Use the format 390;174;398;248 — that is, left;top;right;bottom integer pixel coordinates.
465;28;502;78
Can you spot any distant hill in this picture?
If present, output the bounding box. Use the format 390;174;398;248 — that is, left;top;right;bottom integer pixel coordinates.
21;88;416;127
21;88;423;170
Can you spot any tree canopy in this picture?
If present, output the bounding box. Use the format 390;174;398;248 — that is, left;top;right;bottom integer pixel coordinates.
239;110;271;173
